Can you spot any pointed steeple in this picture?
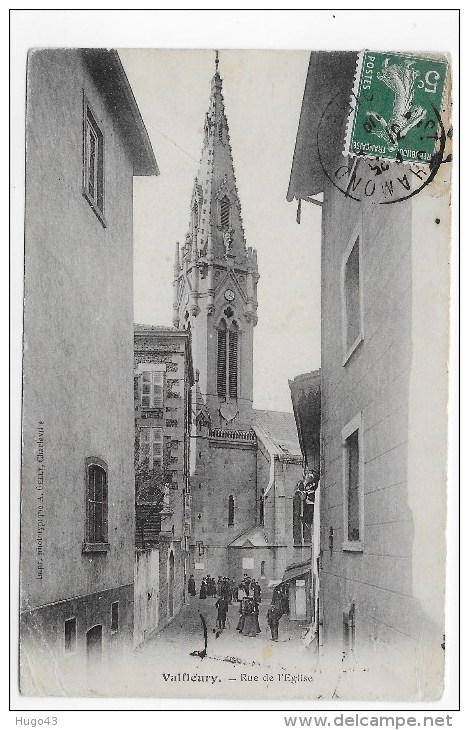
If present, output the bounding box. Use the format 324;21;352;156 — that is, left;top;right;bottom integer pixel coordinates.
174;53;259;428
183;51;248;264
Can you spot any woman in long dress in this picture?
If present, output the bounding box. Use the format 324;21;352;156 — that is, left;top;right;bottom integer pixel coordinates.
199;579;207;599
241;599;261;637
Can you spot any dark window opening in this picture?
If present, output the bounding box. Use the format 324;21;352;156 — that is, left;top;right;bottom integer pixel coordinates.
346;430;360;542
64;618;77;653
293;491;303;545
259;490;265;527
228;495;235;526
111;602;119;633
260;560;265;577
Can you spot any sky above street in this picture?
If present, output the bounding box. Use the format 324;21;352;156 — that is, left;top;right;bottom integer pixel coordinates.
120;49;322;412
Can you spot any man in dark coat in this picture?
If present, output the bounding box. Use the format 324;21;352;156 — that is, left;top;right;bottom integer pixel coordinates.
267;603;281;641
253;580;261;603
188;575;196;597
199;579;207;599
215;596;229;629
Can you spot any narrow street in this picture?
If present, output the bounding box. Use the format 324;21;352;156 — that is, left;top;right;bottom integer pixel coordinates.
103;595;350;700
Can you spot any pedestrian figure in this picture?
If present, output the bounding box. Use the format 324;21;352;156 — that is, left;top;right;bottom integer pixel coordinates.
241;598;261;637
188;574;196;597
232;582;240;603
199;578;207;599
267;603;281;641
236;596;248;632
253;580;261;603
215;596;229;629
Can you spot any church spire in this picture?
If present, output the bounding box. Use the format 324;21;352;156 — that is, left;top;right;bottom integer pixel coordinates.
174;54;259;427
181;50;250;265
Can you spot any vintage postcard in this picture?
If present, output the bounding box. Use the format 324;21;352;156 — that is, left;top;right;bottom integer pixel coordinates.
19;41;453;702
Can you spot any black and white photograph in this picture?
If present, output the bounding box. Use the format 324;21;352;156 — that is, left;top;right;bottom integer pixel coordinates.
12;9;459;713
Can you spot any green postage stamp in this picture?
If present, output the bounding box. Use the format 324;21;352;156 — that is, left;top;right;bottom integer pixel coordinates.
345;51;448;164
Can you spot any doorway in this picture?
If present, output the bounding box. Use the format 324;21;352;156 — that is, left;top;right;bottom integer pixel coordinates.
168;551;175;618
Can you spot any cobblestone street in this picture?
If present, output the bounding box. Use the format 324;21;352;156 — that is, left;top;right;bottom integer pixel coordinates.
103;594;342;699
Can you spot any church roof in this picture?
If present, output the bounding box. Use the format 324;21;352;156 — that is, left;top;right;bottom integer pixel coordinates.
253;409;302;459
228;525;271;548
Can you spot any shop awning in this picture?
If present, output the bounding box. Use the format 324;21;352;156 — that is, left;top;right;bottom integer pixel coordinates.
282;561;311;583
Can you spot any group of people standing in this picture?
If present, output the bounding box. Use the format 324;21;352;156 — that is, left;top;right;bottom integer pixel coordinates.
187;571;287;640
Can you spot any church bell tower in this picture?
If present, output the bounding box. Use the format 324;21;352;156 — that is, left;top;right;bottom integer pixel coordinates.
173;52;259;431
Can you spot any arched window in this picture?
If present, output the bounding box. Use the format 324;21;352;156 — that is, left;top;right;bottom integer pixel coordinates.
220;196;230;229
217;319;239;399
228;495;235;526
85;458;108;546
228;322;238;399
217;320;227;398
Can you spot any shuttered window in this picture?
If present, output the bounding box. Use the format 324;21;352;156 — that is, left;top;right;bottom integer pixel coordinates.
228;328;238;398
140;427;163;470
141;371;164;409
217;320;239;399
217;325;227;397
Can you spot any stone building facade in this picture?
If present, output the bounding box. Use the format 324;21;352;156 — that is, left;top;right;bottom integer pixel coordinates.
287;52;449;698
133;325;194;646
20;49;157;694
172;58;307;589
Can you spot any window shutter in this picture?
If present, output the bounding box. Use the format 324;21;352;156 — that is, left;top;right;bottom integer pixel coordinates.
228;328;238;399
152;427;163;469
217;327;227;397
152;371;164;407
141;372;151;408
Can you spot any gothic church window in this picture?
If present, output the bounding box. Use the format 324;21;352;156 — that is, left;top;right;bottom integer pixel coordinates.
228;495;235;526
217;319;239;399
217;321;227;398
228;323;238;399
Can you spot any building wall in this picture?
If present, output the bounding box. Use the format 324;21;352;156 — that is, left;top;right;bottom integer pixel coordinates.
319;171;447;696
134;330;192;639
189;435;257;578
21;50;136;687
134;548;160;647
